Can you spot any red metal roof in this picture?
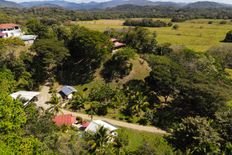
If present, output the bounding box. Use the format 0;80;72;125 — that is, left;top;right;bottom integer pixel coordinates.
110;38;118;42
53;114;76;126
81;122;90;128
114;42;126;48
0;24;19;29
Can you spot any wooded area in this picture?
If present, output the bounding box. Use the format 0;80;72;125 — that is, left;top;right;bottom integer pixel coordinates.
1;5;232;155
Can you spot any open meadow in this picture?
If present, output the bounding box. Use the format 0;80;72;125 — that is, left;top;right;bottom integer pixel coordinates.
77;19;232;52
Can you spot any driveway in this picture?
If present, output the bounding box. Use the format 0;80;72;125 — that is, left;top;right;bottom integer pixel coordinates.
36;85;167;134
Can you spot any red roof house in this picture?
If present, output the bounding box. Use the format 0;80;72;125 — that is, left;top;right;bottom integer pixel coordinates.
53;114;76;126
0;23;19;29
81;122;90;128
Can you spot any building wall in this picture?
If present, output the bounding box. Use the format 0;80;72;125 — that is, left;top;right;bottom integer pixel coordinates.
0;28;22;38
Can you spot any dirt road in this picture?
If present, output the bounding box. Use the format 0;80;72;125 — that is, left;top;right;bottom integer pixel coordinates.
36;85;167;134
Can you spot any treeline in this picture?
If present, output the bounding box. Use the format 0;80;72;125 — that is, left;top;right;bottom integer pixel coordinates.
1;5;232;23
123;19;172;27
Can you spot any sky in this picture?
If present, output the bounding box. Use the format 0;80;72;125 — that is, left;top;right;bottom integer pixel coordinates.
7;0;232;5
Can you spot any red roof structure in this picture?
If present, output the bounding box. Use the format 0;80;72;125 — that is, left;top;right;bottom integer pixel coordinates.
53;114;76;126
81;122;90;128
110;38;117;42
114;42;126;48
0;24;19;29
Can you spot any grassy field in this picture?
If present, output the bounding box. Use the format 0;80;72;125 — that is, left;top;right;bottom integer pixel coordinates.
122;128;173;153
77;19;232;52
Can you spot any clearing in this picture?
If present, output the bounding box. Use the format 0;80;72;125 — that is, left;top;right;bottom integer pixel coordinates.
77;18;232;52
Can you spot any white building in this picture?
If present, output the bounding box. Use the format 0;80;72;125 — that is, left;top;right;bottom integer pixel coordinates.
85;120;118;136
0;23;22;38
10;91;40;106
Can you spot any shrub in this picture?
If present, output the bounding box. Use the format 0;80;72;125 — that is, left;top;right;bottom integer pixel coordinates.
172;24;179;30
123;19;173;28
224;30;232;42
220;21;227;25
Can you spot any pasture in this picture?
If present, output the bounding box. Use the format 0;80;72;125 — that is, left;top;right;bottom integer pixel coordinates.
77;19;232;52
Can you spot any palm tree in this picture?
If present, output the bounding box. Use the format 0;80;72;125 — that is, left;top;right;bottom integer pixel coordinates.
48;93;62;115
130;92;149;117
85;126;113;154
70;92;85;111
48;103;62;115
50;93;60;105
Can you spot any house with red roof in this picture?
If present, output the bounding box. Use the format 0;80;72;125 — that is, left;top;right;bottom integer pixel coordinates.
0;23;22;38
53;114;76;127
110;38;126;50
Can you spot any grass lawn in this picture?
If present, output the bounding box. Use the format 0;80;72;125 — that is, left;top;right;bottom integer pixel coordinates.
122;128;173;153
77;18;232;52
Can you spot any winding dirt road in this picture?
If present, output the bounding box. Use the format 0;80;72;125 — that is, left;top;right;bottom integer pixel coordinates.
36;85;167;134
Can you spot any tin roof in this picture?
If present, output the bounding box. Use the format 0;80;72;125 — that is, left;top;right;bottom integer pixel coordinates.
60;86;77;96
53;114;76;126
85;120;118;133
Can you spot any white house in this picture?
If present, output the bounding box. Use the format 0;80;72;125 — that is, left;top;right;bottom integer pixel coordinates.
10;91;40;106
85;120;118;136
0;23;22;38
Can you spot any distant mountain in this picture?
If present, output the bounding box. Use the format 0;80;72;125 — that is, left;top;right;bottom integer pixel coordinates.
20;0;185;10
0;0;20;8
20;0;80;9
184;1;231;9
14;0;232;10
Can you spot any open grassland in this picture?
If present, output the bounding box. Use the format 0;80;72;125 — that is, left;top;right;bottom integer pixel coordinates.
77;19;232;52
122;128;173;153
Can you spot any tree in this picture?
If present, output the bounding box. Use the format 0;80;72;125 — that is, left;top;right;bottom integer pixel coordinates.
70;92;86;111
173;83;227;118
145;55;186;104
26;19;56;39
123;90;149;117
224;30;232;42
32;39;69;83
167;116;221;155
0;68;16;94
215;108;232;142
84;126;113;154
59;26;112;84
123;27;157;53
101;48;135;82
0;93;26;134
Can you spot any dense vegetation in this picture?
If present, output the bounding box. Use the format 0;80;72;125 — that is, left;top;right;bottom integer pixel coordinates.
2;6;232;23
1;6;232;154
123;19;173;27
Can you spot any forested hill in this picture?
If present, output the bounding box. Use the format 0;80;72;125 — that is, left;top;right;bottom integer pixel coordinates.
0;0;20;8
0;0;232;10
1;6;232;22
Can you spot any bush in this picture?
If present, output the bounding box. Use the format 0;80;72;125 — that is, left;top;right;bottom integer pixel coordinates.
172;24;179;30
208;21;213;24
220;21;227;25
123;19;173;28
224;30;232;42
